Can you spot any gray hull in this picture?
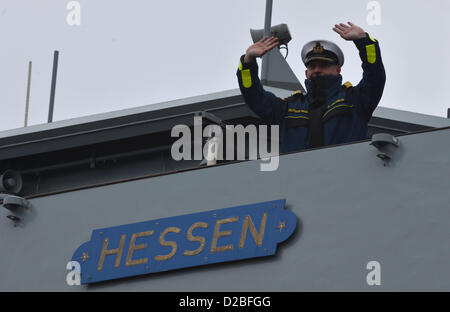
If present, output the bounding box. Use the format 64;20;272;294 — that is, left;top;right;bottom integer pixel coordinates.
1;127;449;291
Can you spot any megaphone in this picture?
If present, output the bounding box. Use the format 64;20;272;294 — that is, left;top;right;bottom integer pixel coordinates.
250;23;292;46
0;170;23;194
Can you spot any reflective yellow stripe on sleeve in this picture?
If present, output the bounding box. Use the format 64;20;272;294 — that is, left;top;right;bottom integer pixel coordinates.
239;58;252;88
366;44;376;64
241;69;252;88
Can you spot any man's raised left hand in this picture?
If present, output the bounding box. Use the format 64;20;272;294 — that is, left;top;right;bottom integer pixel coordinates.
333;22;366;41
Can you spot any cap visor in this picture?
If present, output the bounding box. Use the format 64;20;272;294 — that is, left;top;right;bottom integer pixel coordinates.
305;57;335;65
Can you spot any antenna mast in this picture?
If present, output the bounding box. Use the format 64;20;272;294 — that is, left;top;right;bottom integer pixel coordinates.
24;61;32;127
48;50;59;123
261;0;273;82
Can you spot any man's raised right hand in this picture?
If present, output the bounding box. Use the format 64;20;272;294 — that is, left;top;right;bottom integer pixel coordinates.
244;36;279;63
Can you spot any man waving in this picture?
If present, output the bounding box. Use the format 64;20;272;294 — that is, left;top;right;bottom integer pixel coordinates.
237;22;386;152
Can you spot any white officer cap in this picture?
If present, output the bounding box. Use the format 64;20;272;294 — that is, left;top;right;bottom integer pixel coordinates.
301;40;344;67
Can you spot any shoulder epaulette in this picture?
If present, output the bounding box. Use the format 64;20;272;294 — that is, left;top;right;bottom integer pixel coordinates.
343;81;353;89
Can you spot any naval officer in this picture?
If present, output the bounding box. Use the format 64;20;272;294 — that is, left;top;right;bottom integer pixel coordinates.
237;22;386;152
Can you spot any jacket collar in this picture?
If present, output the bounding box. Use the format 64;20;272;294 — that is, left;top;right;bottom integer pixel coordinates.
304;74;343;100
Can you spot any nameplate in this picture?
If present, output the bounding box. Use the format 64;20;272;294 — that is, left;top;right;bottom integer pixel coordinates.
71;199;296;284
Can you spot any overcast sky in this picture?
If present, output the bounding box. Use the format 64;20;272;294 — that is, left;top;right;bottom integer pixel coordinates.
0;0;449;133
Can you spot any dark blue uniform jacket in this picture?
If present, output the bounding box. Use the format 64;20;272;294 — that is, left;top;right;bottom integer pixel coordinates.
237;35;386;153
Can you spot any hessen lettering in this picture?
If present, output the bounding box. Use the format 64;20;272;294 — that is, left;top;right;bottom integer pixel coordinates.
96;213;267;271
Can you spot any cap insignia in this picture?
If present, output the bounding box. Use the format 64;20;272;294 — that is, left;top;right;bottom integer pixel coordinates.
313;42;324;54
